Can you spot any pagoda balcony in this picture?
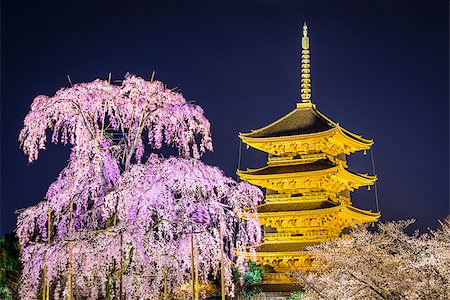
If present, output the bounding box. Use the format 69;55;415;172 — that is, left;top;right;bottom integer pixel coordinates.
261;272;296;285
263;229;340;244
267;152;348;168
265;191;329;201
237;250;314;273
264;192;350;205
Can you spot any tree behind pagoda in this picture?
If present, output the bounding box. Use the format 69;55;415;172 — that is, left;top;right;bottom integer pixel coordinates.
296;219;450;300
16;74;262;299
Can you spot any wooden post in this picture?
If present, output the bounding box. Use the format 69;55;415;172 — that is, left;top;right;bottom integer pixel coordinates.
163;274;167;300
46;209;51;300
220;222;225;300
42;255;47;300
67;196;73;300
69;196;73;229
195;242;199;300
163;251;167;300
68;244;73;300
190;234;195;300
46;268;50;300
119;233;123;300
151;70;155;82
42;208;51;300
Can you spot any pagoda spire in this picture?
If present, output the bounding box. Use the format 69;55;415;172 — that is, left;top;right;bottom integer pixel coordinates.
300;22;312;103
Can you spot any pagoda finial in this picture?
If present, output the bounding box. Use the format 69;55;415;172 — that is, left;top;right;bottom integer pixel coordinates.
300;21;312;103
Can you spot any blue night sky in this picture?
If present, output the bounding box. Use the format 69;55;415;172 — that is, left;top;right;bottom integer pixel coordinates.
1;0;448;234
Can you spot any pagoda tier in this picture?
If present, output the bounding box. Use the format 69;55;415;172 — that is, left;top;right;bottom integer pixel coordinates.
237;159;376;194
258;203;379;237
239;203;379;274
240;102;373;157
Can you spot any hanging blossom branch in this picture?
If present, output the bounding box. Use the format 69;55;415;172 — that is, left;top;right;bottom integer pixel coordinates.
17;74;214;240
16;74;262;300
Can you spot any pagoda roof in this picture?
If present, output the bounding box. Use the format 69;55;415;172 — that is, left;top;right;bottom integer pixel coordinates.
241;102;333;138
241;102;371;143
239;102;373;156
257;202;380;226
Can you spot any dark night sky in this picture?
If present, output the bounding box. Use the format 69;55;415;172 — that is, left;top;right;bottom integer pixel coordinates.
1;0;448;234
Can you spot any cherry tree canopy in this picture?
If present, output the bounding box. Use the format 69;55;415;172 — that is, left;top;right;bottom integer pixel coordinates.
296;219;450;300
16;75;262;299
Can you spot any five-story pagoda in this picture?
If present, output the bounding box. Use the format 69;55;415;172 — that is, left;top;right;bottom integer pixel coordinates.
237;23;380;288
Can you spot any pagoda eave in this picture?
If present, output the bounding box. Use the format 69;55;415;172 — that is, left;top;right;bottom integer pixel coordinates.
257;203;379;219
240;131;372;157
237;165;376;193
257;204;380;231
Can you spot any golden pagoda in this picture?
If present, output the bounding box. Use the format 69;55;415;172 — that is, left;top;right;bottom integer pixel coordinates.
237;23;380;288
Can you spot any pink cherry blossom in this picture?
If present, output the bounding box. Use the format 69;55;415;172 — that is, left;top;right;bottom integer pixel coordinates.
17;75;262;299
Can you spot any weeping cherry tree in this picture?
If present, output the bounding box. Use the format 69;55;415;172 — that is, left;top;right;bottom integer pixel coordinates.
16;74;262;299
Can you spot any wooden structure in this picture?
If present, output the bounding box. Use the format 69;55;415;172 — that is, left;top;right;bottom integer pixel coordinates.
237;23;380;289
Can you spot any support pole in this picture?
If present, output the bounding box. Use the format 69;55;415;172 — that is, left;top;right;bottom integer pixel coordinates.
42;255;47;300
163;251;168;300
46;209;51;300
151;70;155;82
195;243;199;300
67;196;73;300
68;244;73;300
119;233;123;300
42;208;51;300
163;274;167;300
220;217;225;300
190;234;195;300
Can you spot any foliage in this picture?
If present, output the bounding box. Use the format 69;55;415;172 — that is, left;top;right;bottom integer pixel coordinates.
0;234;21;300
287;291;305;300
296;218;450;300
16;74;262;299
232;261;269;299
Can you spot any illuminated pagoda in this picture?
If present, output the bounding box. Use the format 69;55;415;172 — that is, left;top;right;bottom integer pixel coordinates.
237;23;380;288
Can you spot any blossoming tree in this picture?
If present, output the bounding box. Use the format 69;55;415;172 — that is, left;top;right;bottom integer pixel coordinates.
16;74;262;299
296;219;450;300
